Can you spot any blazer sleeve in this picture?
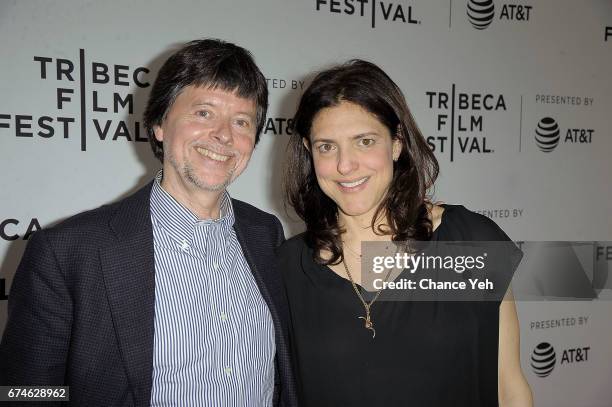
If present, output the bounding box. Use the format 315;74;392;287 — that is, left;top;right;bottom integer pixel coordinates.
0;229;72;386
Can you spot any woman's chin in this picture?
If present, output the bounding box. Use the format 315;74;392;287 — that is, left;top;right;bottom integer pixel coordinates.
337;204;375;219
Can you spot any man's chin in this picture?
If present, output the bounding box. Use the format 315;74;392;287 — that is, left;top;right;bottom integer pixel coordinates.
189;178;230;192
197;175;235;192
185;168;234;193
201;183;229;192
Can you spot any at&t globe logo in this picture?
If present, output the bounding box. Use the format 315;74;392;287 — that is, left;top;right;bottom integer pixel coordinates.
531;342;556;377
534;116;594;153
464;0;532;30
535;117;560;152
467;0;495;30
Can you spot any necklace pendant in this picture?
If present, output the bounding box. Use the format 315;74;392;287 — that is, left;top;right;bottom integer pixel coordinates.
358;316;376;338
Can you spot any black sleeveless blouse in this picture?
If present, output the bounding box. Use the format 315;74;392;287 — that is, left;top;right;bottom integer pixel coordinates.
278;205;519;407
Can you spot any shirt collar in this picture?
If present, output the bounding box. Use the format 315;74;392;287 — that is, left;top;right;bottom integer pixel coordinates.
150;170;235;244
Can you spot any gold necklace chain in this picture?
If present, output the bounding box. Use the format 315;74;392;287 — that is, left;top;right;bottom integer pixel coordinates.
342;241;362;258
341;252;396;339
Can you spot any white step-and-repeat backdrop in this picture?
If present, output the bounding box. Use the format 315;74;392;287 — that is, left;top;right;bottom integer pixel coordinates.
1;1;611;405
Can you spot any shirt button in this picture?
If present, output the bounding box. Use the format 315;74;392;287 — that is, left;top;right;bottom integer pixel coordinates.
224;366;232;376
213;262;219;270
220;312;228;321
180;240;190;252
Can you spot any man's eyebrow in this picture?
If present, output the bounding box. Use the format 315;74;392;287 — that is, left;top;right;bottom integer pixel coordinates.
192;101;216;107
236;111;256;118
191;101;255;117
351;132;379;139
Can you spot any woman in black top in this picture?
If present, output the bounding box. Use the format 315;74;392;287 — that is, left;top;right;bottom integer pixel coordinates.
280;60;532;406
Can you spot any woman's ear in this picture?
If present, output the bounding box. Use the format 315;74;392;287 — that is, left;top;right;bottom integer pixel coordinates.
392;138;402;161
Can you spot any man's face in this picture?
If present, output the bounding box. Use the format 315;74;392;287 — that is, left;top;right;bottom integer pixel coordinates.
154;85;257;199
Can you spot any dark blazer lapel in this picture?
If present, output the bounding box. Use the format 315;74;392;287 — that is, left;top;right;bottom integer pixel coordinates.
232;206;287;333
233;207;293;405
232;210;288;338
99;183;156;406
232;218;277;308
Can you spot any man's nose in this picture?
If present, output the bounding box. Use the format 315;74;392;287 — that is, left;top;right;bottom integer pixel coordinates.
210;118;233;145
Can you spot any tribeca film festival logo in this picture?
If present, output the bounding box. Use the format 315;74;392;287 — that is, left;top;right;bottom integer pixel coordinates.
0;218;41;242
530;342;590;378
425;85;507;161
0;217;42;301
465;0;532;30
534;117;593;153
0;278;7;301
315;0;420;29
0;50;151;151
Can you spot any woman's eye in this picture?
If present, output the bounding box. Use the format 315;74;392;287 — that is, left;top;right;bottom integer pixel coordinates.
317;143;334;153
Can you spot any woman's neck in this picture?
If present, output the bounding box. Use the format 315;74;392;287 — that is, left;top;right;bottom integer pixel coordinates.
337;202;442;248
338;211;392;249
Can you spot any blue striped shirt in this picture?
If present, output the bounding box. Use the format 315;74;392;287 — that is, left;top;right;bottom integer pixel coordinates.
149;172;275;406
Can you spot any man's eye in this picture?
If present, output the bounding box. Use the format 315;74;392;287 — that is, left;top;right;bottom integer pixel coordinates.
235;119;250;128
359;138;375;147
197;110;211;118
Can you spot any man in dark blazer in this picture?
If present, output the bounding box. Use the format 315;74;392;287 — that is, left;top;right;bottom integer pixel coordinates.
0;39;297;406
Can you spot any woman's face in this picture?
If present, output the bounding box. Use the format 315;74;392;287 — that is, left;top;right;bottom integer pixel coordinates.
307;101;402;221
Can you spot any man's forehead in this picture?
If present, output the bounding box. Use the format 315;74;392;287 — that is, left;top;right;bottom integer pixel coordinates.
182;84;256;103
171;85;255;115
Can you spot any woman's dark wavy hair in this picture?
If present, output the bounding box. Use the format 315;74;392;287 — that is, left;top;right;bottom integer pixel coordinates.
143;38;268;162
285;59;439;265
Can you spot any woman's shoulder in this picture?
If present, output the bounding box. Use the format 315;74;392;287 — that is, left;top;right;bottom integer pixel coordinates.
437;203;514;242
428;203;445;231
276;232;321;286
277;232;313;270
278;232;308;255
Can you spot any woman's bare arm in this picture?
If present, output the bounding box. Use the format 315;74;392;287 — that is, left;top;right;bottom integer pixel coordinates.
498;289;533;407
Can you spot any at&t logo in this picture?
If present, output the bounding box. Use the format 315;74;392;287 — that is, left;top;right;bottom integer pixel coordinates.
530;342;591;378
263;117;295;136
465;0;532;30
535;117;559;152
534;117;594;153
467;0;495;29
530;342;556;377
